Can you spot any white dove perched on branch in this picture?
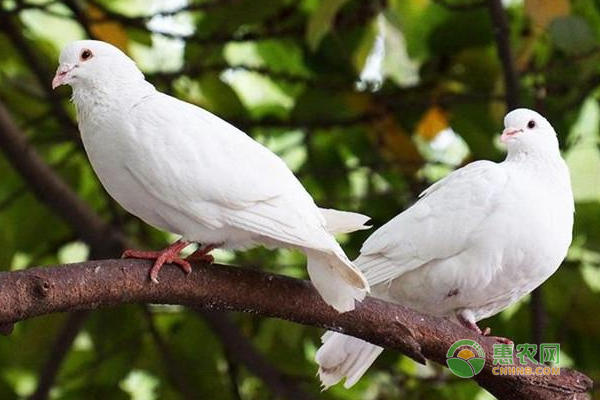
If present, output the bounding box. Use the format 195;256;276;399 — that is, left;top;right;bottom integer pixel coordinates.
52;40;370;312
316;109;574;388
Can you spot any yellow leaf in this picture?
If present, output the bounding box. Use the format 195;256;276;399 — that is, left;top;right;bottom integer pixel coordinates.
344;94;422;169
87;5;129;52
416;106;448;141
525;0;570;29
370;115;422;167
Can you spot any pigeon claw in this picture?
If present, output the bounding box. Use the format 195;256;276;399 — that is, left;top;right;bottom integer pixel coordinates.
489;336;514;345
122;239;192;283
185;253;214;264
480;326;513;344
456;312;514;344
184;243;220;264
148;257;192;284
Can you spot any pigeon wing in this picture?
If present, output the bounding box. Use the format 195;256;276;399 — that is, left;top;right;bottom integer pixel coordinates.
357;161;509;286
126;93;331;250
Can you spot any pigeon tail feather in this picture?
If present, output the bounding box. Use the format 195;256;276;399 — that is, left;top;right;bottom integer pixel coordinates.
320;208;371;234
316;331;383;389
306;250;369;313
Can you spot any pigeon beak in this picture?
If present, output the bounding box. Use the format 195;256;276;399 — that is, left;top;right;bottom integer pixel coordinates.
52;63;75;89
500;127;522;143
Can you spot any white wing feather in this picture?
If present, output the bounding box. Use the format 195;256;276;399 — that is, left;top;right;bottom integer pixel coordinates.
357;161;509;286
124;93;370;311
124;93;334;250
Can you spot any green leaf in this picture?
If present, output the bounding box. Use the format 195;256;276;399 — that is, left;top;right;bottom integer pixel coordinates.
306;0;350;51
128;29;152;46
449;104;502;161
198;74;247;118
549;16;597;55
574;202;600;252
380;12;419;88
581;262;600;292
565;97;600;202
389;0;444;60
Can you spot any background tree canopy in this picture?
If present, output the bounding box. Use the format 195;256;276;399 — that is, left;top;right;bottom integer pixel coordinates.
0;0;599;399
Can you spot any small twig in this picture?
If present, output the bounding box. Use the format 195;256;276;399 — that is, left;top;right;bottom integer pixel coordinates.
28;311;90;400
432;0;488;11
221;349;243;400
61;0;96;39
0;144;79;215
143;307;197;400
0;12;81;143
0;185;28;214
199;310;319;400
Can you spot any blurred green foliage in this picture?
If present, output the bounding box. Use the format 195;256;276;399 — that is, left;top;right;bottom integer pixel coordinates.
0;0;599;399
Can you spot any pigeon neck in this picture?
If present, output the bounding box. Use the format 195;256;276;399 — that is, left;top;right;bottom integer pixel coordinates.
505;144;562;164
72;79;155;120
504;147;566;177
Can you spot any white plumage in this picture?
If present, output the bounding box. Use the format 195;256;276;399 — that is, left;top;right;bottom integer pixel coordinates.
316;108;574;388
52;40;370;312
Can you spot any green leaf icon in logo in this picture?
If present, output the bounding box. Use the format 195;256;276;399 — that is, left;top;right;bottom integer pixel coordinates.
446;339;486;378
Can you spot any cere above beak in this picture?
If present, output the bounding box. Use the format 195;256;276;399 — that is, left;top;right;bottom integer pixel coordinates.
52;63;75;89
500;127;522;143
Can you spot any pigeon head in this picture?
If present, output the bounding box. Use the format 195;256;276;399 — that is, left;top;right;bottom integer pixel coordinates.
52;40;144;91
501;108;559;157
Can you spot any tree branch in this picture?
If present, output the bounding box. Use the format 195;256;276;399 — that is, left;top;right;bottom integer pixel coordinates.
488;0;520;109
0;260;592;400
432;0;487;11
27;311;90;400
198;310;319;400
142;307;197;400
0;13;81;143
0;100;124;258
531;288;546;353
0;97;310;399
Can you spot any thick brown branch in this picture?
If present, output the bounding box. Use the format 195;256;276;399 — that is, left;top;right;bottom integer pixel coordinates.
0;260;592;400
0;98;123;399
0;97;308;399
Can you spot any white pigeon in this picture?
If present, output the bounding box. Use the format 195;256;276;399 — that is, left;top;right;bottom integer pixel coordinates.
315;109;574;388
52;40;371;313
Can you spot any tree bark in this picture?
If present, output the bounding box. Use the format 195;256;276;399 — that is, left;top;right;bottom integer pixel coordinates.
0;259;592;400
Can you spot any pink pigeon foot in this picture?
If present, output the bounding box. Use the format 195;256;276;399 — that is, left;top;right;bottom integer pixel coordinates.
457;312;514;345
123;239;191;283
185;243;221;264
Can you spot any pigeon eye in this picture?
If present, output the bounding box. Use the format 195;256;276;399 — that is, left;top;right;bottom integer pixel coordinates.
80;49;93;61
527;120;536;129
